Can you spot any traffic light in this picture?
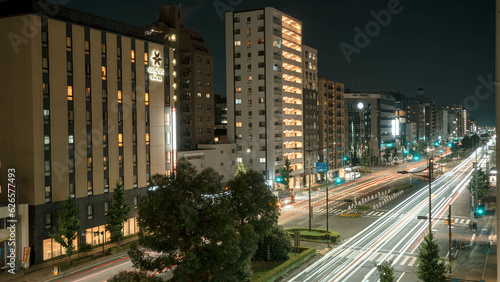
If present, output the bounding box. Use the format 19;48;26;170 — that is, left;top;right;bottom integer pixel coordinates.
434;141;439;147
276;176;283;183
476;206;484;215
414;156;420;161
447;143;452;147
404;149;408;153
439;150;443;153
335;178;342;184
343;156;348;161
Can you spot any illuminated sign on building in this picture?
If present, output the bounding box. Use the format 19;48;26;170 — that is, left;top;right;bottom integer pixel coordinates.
147;50;165;82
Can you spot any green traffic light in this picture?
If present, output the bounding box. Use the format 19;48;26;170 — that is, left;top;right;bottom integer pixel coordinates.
335;178;342;184
414;156;420;161
404;150;408;153
447;143;452;147
276;176;283;183
343;157;348;161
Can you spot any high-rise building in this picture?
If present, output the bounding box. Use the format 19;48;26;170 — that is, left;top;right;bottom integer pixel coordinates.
445;104;467;136
318;78;345;177
406;101;425;141
226;8;309;188
0;0;175;264
147;5;215;150
344;93;396;163
302;46;319;184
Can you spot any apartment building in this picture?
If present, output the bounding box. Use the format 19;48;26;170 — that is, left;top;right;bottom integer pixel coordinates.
147;5;215;150
302;46;319;184
226;8;307;188
318;78;345;177
0;0;174;264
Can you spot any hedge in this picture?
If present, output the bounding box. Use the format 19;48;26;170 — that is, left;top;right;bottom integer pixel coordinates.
253;247;317;282
393;183;413;193
58;255;95;272
285;228;340;243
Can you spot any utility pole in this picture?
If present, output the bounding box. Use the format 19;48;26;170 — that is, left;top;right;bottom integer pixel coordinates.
470;181;474;229
308;148;312;232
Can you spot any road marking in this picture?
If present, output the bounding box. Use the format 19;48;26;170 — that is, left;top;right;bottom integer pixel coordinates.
367;211;375;215
471;233;476;246
396;272;406;282
400;256;409;265
346;251;356;258
387;254;394;262
408;257;417;266
466;219;470;225
376;254;385;263
368;253;378;261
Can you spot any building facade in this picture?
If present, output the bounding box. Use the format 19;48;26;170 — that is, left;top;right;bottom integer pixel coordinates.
302;46;319;184
344;93;396;164
148;5;215;150
226;8;309;188
0;0;175;264
318;78;345;177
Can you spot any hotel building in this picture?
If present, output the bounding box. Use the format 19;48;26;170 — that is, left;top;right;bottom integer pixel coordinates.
225;8;308;188
0;0;175;264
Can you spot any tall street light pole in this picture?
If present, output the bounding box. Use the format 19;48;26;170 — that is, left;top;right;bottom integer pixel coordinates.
355;102;364;213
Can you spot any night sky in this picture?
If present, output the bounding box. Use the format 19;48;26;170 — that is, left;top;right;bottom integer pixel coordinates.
63;0;495;126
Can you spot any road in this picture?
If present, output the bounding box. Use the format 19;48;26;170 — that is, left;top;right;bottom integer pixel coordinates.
289;147;490;282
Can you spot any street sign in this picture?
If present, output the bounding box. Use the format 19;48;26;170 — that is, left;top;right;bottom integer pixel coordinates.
316;162;328;173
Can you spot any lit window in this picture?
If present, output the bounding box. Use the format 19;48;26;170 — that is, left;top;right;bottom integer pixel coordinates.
144;53;148;65
67;86;73;100
131;50;136;63
118;133;123;146
206;93;211;98
68;135;74;144
44;135;50;145
118;91;122;103
237;157;242;163
260;158;266;163
236;122;242;127
145;93;149;105
258;38;264;44
247;28;251;34
235;41;241;46
146;133;150;145
235;87;242;93
101;66;107;80
235;99;241;105
248;75;252;81
247;40;251;46
66;37;72;51
197;92;202;98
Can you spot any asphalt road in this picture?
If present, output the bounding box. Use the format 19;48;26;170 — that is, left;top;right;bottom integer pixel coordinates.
288;147;491;282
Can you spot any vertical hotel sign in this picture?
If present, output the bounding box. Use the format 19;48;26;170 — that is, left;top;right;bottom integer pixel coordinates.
147;50;164;82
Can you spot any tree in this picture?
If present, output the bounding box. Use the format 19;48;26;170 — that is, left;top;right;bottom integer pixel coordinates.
129;158;250;281
235;161;247;177
416;232;447;282
376;260;395;282
227;170;280;239
382;148;392;165
253;225;293;261
279;158;294;190
360;151;370;171
49;197;80;265
107;270;163;282
106;181;131;248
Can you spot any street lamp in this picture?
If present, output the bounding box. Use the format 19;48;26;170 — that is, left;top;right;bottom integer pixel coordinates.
398;158;434;232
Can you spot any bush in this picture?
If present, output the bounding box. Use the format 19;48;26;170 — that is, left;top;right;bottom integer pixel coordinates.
253;247;317;282
253;225;293;261
393;183;413;193
79;243;92;252
285;228;340;242
107;270;163;281
59;255;94;271
107;247;118;255
356;205;370;211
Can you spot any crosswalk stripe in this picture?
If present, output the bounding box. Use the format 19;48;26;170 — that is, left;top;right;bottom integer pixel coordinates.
408;257;417;266
368;253;379;261
346;251;356;258
400;256;409;265
367;211;375;216
466;219;470;225
387;254;394;262
376;254;385;263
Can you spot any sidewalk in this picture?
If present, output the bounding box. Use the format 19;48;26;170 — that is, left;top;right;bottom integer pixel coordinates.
0;235;138;282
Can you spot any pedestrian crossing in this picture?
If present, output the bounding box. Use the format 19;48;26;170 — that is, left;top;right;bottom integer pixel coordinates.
332;248;418;267
448;218;470;225
366;211;386;217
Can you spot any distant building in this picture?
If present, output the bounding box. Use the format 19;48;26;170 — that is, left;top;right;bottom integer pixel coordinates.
318;78;345;177
147;4;215;150
344;93;396;164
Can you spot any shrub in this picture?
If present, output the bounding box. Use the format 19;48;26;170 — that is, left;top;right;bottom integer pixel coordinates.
107;270;163;281
79;243;92;252
285;228;340;242
253;247;317;282
253;225;293;261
